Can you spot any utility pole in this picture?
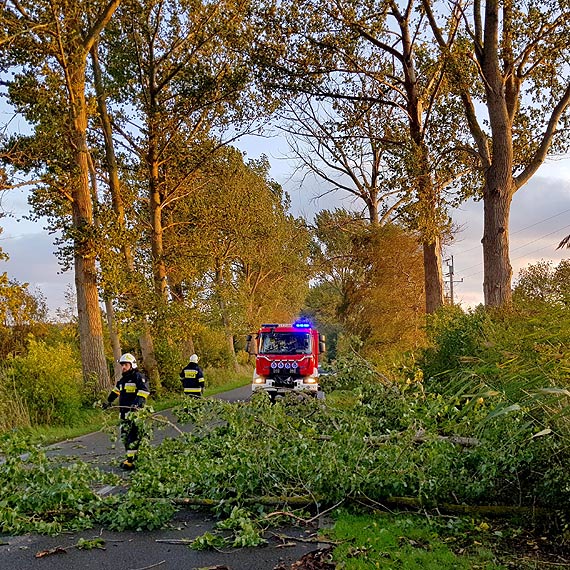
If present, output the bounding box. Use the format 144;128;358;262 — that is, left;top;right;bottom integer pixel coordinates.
444;256;463;305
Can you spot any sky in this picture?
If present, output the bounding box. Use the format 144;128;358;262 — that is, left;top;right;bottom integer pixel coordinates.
1;132;569;315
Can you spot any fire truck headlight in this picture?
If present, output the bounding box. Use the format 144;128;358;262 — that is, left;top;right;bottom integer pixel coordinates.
254;377;265;384
303;377;317;384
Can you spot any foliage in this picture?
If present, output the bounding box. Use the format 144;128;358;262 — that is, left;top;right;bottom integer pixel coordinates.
2;300;570;549
0;431;117;536
192;506;267;549
1;339;83;426
95;495;175;532
417;301;570;509
513;259;570;306
420;304;490;381
308;211;426;360
0;270;49;359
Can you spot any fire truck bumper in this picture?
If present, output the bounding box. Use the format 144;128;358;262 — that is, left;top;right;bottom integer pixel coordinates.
252;381;319;397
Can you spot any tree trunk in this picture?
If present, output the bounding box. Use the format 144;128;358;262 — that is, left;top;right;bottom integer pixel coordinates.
482;168;514;306
183;336;196;360
398;11;444;315
147;106;169;301
423;238;444;314
91;44;161;389
69;64;110;392
139;326;160;392
479;0;515;308
105;298;122;381
214;262;238;368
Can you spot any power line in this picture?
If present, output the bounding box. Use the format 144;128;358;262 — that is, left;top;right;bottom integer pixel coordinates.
458;235;564;279
453;206;570;256
452;221;570;276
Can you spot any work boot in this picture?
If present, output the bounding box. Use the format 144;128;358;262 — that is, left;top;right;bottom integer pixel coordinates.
120;458;135;470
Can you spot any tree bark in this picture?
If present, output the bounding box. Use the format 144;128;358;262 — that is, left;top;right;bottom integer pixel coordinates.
423;238;444;313
479;0;515;307
147;94;169;302
104;298;122;381
91;43;161;389
69;64;110;392
482;169;514;306
397;7;444;314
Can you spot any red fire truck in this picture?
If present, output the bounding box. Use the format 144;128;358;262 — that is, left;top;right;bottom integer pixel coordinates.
247;320;326;399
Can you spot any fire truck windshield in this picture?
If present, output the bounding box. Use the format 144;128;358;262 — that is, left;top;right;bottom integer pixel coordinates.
259;332;312;355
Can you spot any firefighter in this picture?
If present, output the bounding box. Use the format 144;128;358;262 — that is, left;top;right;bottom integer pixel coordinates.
180;353;205;398
103;353;150;470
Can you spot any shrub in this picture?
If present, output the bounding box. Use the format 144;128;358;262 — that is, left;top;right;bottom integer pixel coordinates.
152;339;185;393
6;339;83;426
420;305;489;384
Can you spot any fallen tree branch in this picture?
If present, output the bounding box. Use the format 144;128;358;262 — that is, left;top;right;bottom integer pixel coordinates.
377;496;550;518
156;495;550;519
265;499;344;525
269;533;340;545
129;561;165;570
167;495;325;507
366;429;479;447
316;430;479;446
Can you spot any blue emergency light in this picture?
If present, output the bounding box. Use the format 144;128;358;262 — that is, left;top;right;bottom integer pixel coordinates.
293;320;312;329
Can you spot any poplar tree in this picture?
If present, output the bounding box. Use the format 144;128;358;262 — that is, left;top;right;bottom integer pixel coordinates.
100;0;274;303
424;0;570;306
256;0;475;313
1;0;121;390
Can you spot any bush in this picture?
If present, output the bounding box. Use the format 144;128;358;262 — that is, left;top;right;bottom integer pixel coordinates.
193;327;235;368
153;339;185;393
420;305;489;383
5;339;83;426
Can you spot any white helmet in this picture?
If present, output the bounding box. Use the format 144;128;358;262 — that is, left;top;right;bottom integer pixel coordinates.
119;353;137;369
189;354;199;364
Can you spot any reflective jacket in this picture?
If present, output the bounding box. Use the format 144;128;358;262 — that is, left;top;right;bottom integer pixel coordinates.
107;368;150;419
180;362;205;395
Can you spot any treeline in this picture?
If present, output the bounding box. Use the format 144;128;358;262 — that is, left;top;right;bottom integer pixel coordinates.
1;0;569;395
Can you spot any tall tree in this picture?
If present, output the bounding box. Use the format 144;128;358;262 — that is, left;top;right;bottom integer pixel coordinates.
281;95;410;225
424;0;570;306
309;209;425;357
256;0;470;313
90;40;160;384
101;0;272;302
1;0;121;390
170;148;311;362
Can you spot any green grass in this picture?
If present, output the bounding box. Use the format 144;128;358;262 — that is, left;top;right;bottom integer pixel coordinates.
19;407;108;445
324;512;506;569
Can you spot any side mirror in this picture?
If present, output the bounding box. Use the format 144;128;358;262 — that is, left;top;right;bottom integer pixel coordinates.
319;334;326;354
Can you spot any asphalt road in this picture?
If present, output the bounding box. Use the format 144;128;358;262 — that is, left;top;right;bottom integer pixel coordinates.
1;385;326;570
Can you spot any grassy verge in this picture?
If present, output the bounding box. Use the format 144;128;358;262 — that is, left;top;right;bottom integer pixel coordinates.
324;512;501;569
324;511;564;569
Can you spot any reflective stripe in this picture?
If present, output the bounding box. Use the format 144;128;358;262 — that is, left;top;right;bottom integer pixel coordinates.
184;388;202;393
126;450;137;458
184;370;198;378
112;388;120;395
138;390;150;398
124;382;137;393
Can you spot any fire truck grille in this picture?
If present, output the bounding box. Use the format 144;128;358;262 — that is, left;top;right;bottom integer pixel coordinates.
273;376;296;388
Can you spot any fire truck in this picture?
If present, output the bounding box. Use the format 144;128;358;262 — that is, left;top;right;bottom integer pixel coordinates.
246;320;326;400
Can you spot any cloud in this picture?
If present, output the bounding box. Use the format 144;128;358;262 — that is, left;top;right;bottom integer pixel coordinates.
1;141;569;314
0;230;73;313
